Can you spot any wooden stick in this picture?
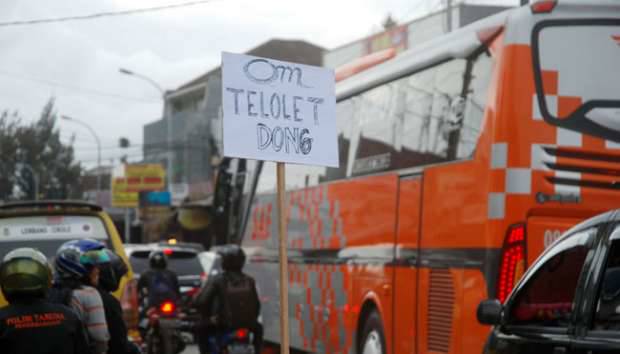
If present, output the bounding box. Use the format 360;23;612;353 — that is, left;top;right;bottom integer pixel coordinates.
276;162;290;354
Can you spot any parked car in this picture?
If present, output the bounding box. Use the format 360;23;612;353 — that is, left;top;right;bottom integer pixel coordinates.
0;200;140;338
478;209;620;353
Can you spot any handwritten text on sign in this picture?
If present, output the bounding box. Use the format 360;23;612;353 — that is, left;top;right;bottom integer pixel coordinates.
222;52;338;167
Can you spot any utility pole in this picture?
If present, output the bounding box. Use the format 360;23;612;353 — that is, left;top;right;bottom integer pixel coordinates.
61;115;102;203
446;0;453;32
18;164;39;201
118;68;171;190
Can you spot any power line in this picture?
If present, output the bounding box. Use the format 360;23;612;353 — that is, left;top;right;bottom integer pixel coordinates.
0;0;220;28
0;71;160;103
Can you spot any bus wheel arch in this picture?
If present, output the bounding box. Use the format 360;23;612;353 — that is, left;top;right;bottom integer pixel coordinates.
356;299;386;354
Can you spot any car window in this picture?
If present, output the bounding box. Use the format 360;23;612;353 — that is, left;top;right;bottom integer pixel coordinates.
593;231;620;331
509;228;595;328
129;250;202;276
0;215;110;261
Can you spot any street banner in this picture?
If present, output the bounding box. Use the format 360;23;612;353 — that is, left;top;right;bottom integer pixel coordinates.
111;166;138;208
122;163;166;192
222;52;338;167
222;52;338;354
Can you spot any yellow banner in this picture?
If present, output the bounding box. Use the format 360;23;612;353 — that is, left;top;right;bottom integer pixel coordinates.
115;164;166;193
111;178;138;208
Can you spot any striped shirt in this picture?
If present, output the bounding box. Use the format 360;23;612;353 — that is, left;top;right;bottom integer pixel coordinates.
70;285;109;354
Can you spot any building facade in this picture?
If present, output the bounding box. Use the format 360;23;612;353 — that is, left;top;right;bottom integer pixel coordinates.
143;39;324;204
323;3;509;69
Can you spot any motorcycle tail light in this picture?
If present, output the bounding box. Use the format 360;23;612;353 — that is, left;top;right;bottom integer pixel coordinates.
236;328;249;339
160;301;175;314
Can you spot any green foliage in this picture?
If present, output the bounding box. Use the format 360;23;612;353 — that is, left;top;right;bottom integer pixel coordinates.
0;98;82;201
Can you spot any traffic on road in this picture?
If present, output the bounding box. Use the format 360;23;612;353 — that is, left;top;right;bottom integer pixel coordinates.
1;1;619;354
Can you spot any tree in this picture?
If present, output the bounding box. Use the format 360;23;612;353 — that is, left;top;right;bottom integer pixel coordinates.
0;98;82;201
0;111;21;200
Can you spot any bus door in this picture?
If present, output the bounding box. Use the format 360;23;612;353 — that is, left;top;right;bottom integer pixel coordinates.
393;174;423;354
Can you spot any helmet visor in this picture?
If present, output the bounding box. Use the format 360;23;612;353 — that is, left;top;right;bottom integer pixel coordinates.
80;249;111;267
0;258;50;293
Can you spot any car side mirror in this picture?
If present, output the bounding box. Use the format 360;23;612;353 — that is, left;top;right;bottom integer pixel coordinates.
477;299;503;325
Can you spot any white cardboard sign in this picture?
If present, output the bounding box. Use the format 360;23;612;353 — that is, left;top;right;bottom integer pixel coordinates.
222;52;338;167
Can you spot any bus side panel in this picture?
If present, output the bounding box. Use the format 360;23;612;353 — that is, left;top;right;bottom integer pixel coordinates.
243;174;399;353
326;174;399;354
393;176;422;354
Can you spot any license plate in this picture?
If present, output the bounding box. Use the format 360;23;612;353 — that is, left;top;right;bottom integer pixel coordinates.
227;344;254;354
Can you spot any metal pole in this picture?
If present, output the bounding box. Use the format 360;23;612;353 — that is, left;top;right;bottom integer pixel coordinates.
446;0;453;33
33;173;39;201
125;208;131;243
61;115;102;202
165;99;173;190
118;68;172;191
19;164;38;200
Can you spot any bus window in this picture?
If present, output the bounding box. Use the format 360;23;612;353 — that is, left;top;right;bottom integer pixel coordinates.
344;59;468;176
457;51;494;159
533;20;620;142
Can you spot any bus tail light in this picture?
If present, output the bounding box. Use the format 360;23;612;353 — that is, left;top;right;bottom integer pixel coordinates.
497;224;527;303
531;0;557;14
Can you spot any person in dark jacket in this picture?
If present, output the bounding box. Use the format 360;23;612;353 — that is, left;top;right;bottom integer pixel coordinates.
193;244;262;354
0;248;89;354
137;250;181;309
97;249;140;354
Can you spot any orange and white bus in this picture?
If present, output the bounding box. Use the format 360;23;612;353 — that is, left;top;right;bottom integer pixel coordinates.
213;1;620;353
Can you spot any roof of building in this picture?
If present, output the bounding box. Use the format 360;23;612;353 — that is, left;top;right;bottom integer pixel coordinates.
176;38;325;91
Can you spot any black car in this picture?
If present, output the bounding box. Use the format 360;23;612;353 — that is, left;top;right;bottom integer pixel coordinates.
478;209;620;354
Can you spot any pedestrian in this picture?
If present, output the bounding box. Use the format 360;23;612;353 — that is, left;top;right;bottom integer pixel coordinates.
97;248;140;354
48;239;110;354
0;247;90;354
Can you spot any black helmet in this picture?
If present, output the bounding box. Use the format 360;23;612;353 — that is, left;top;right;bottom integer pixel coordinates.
0;248;52;302
149;250;167;270
218;245;246;272
99;249;129;292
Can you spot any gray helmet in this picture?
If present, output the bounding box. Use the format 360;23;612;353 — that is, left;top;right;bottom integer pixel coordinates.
0;248;52;301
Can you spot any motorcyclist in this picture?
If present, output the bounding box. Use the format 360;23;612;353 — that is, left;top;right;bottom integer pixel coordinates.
193;244;262;354
48;239;111;354
97;248;140;354
0;247;89;354
137;250;181;310
137;249;184;353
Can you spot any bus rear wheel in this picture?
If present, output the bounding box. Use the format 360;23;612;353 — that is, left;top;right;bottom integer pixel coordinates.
359;310;386;354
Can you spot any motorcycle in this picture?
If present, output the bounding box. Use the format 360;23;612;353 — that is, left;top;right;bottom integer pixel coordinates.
142;300;186;354
207;328;255;354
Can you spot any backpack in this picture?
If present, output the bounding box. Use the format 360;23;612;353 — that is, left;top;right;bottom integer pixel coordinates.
147;271;176;307
219;274;258;329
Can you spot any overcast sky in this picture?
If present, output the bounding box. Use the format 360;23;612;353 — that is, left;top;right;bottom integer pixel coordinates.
0;0;511;169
